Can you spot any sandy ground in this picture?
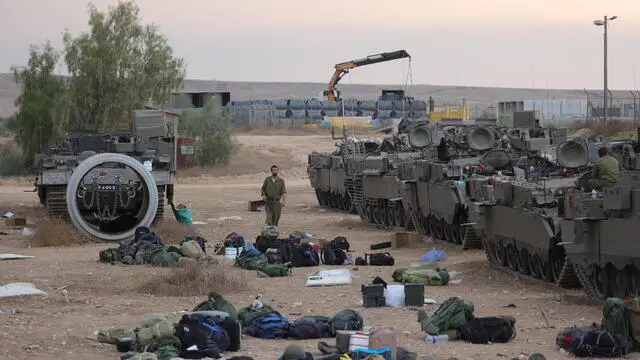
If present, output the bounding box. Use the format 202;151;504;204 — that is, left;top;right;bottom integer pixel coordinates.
0;133;636;360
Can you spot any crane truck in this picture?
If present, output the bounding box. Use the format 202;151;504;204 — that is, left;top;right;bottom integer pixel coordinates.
317;50;411;102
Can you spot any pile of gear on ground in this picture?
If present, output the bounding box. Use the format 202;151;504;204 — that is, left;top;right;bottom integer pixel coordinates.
95;224;640;359
98;226;214;267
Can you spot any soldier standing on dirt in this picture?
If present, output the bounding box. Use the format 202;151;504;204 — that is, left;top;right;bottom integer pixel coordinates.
261;165;286;226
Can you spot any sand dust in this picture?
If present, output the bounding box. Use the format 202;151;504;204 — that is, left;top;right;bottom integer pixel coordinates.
0;133;632;360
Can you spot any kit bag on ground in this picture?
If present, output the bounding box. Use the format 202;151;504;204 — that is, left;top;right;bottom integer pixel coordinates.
328;310;364;336
255;235;280;254
556;326;631;357
182;312;242;352
174;314;230;358
367;252;395;266
330;236;350;251
459;316;515;344
288;316;331;339
321;245;347;265
245;312;290;339
290;242;320;267
278;238;301;263
265;249;282;264
259;263;292;277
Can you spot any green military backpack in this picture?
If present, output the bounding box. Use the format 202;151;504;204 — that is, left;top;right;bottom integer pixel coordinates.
259;263;292;277
99;248;122;264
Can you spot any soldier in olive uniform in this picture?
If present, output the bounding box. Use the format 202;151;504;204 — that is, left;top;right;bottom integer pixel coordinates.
261;165;286;226
589;147;621;190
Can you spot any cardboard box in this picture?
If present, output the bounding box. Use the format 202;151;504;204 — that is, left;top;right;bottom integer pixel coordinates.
247;199;265;211
5;217;26;227
390;232;421;249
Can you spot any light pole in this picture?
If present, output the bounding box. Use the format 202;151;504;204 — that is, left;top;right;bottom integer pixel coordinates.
593;15;617;123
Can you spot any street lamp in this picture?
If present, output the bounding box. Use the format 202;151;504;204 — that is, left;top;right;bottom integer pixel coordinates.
593;15;617;123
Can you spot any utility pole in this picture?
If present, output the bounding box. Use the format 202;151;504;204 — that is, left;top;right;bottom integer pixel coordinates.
593;15;617;123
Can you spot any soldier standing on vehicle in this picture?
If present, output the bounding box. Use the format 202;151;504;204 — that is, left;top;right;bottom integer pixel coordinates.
261;165;286;226
589;147;621;190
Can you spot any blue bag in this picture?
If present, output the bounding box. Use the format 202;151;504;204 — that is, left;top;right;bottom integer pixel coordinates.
245;312;289;339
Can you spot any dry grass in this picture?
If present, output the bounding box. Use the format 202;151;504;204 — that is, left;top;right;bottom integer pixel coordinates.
567;119;638;138
137;260;248;297
152;219;194;245
27;219;89;247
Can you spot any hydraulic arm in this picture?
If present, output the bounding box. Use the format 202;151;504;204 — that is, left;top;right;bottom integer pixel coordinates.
327;50;411;101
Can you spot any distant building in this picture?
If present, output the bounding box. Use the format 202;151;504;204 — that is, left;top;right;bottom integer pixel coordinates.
497;99;588;127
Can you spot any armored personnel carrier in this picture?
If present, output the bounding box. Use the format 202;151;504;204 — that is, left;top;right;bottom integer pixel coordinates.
33;110;176;242
347;119;443;229
560;138;640;300
466;124;594;289
402;123;508;249
307;126;380;213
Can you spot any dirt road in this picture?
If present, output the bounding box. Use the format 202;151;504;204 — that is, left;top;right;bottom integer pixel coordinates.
0;134;627;360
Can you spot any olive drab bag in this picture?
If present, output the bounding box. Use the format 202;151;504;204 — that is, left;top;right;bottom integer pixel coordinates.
329;310;364;336
259;263;292;277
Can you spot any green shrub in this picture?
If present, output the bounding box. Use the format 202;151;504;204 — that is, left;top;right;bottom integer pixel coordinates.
0;143;28;176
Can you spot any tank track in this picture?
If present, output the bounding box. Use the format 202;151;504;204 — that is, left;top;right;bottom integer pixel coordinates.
483;236;581;289
358;199;410;229
314;189;355;213
45;185;70;220
410;211;483;250
152;185;165;225
572;262;606;302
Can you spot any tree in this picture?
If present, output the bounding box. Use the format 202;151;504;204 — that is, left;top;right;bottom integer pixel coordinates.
63;0;185;132
180;99;236;167
12;41;68;165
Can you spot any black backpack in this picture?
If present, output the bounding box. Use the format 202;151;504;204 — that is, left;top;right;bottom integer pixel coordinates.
291;243;319;267
175;314;230;358
367;252;395;266
459;316;515;344
330;236;350;251
321;246;347;265
278;238;301;263
288;316;331;339
557;327;631;358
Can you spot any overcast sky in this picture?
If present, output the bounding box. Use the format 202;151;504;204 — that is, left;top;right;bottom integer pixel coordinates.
1;0;639;90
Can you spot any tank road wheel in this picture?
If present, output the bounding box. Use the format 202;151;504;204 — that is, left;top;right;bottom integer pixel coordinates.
529;253;542;278
420;216;430;236
371;205;380;225
608;265;629;298
379;205;390;226
517;248;530;275
442;220;454;243
506;244;519;271
341;196;349;211
66;153;158;242
428;216;439;238
550;248;566;284
590;264;610;299
394;206;404;227
365;205;373;223
387;206;396;227
494;240;508;266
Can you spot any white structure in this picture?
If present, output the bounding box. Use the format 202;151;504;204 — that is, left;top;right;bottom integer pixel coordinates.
497;99;588;126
